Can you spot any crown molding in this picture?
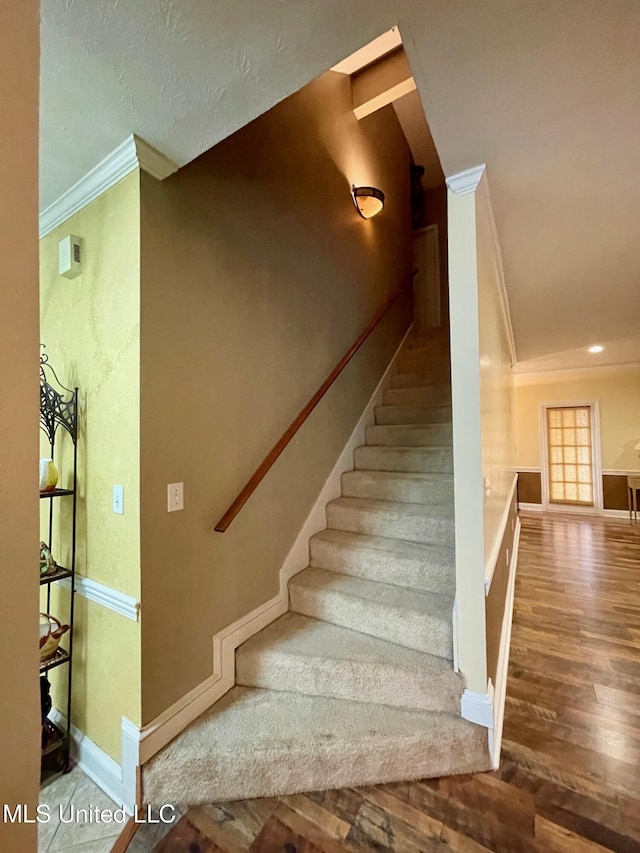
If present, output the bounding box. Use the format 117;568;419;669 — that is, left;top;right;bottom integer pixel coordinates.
39;134;178;238
446;163;486;196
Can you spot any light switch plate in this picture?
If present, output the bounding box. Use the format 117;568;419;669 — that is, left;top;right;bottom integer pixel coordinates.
167;482;184;512
113;484;124;514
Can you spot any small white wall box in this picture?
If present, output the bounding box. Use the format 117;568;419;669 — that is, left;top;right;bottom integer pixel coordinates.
58;234;83;279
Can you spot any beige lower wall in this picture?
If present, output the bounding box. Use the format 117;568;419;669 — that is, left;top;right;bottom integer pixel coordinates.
0;2;40;850
515;364;640;473
139;70;412;723
39;173;142;760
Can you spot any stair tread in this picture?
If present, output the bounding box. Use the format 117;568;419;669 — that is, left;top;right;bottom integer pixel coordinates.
343;470;454;483
328;496;453;519
290;566;453;619
147;685;482;759
311;528;453;560
238;611;456;674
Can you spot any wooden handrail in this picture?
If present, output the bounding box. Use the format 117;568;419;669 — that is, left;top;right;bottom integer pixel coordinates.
214;278;413;532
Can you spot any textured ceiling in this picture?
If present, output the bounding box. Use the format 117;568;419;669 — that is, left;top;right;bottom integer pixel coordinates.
41;0;640;365
40;0;394;210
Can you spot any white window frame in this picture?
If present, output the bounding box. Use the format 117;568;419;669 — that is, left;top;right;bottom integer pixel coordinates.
539;400;603;514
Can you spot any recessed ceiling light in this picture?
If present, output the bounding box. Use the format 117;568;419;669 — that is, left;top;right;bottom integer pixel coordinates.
588;345;604;353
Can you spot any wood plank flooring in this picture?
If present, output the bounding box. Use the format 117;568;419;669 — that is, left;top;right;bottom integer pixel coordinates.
138;512;640;852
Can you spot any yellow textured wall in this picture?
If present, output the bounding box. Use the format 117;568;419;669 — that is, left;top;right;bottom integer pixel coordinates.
0;1;41;849
39;172;141;761
476;187;515;568
139;71;412;722
515;365;640;471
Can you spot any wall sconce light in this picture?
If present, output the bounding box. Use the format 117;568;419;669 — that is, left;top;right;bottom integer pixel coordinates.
352;185;385;219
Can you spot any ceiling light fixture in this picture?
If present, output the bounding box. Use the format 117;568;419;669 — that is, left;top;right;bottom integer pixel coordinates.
588;345;604;353
352;185;385;219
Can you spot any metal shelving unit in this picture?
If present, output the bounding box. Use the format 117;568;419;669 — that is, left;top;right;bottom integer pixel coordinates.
39;350;78;777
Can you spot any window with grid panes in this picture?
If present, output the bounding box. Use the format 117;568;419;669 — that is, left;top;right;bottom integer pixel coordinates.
546;406;593;505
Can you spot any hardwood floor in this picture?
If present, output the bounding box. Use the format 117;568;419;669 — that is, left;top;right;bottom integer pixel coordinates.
140;512;640;852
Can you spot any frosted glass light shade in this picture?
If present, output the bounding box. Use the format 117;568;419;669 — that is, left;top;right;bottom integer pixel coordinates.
352;185;385;219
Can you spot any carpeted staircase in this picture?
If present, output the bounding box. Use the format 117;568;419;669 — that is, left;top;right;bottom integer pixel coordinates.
143;329;490;806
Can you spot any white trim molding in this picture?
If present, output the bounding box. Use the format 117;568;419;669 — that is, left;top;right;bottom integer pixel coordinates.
603;509;637;520
484;473;518;594
462;516;521;768
59;575;140;621
461;683;494;729
39;134;178;238
49;708;131;812
491;516;520;769
131;326;415;769
602;468;640;476
518;502;543;512
446;163;486;196
516;467;541;474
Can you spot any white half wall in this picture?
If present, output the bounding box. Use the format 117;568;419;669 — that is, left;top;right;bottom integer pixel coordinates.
447;164;516;698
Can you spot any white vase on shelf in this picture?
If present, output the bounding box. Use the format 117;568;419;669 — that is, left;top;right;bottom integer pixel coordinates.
39;458;59;493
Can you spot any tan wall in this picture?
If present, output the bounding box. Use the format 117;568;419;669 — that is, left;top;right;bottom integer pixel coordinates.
423;185;449;326
39;173;142;761
139;70;412;722
0;2;40;850
515;365;640;471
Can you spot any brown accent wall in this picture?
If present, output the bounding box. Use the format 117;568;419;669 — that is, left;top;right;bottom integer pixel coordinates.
423;185;449;325
517;470;631;511
517;471;541;505
486;488;518;685
602;474;631;511
139;71;412;722
0;1;41;849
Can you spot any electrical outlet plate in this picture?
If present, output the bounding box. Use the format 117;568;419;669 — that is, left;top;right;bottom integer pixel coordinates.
167;482;184;512
113;484;124;514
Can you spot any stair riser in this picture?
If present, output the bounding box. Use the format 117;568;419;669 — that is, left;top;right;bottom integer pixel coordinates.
289;585;453;658
341;471;454;505
391;371;450;389
327;504;454;547
398;355;450;373
354;446;453;474
236;653;460;713
144;723;487;805
384;387;452;406
409;332;449;349
374;405;452;425
309;537;455;596
365;424;452;447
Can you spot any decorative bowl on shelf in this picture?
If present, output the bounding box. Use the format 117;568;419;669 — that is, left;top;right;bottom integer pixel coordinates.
39;458;59;493
40;542;57;576
39;613;69;662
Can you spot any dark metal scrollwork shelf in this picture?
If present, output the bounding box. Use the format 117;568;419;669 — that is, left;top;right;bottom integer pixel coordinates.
40;347;79;781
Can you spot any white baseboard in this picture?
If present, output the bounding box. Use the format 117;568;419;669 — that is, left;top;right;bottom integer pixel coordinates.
133;324;414;771
461;682;494;729
519;504;634;521
602;509;636;520
490;516;520;769
49;708;131;812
